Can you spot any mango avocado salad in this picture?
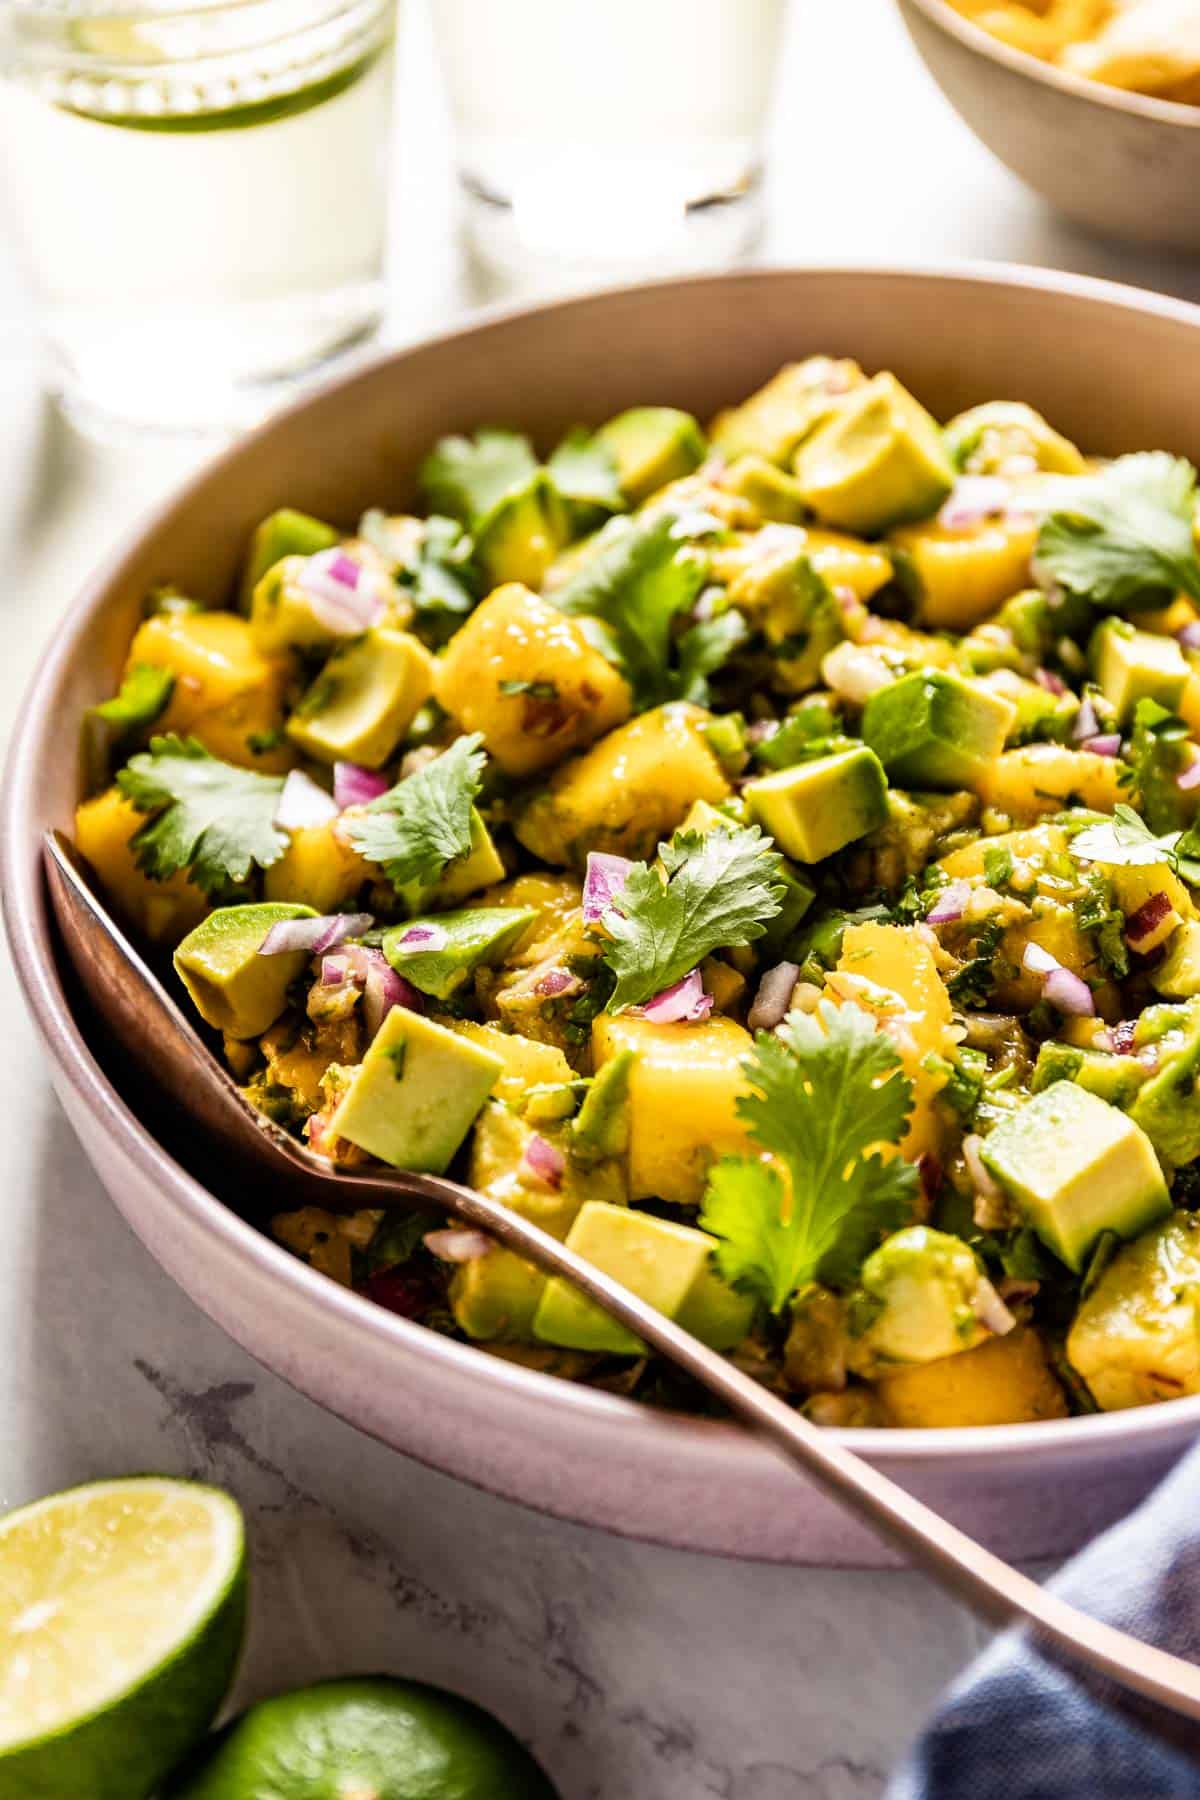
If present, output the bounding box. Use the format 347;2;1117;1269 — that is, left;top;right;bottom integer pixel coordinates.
74;357;1200;1427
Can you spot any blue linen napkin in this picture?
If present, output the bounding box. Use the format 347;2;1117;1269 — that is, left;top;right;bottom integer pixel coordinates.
889;1436;1200;1798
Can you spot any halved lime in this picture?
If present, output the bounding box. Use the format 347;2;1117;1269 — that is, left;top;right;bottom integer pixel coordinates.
165;1675;559;1799
0;1477;246;1800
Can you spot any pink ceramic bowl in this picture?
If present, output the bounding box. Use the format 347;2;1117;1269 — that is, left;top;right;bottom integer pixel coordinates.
7;265;1200;1568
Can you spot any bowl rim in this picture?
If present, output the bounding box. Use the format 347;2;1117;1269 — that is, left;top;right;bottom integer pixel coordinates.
9;258;1200;1491
901;0;1200;130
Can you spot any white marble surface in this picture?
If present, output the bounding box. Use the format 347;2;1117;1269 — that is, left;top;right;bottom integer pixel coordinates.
4;3;1200;1794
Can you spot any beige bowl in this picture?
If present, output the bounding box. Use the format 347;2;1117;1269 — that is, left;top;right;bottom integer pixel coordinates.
897;0;1200;250
8;265;1200;1568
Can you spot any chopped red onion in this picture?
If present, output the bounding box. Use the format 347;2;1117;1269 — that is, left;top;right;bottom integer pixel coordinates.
1178;759;1200;792
748;961;800;1032
535;967;582;999
926;880;971;924
1082;734;1121;757
296;548;386;633
963;1134;1002;1203
521;1133;566;1190
321;953;351;986
423;1228;492;1263
1125;891;1173;947
307;1112;335;1159
974;1278;1017;1338
1072;695;1099;743
938;475;1010;530
1021;942;1059;977
1044;966;1096;1017
834;584;859;616
388;922;449;955
997;1276;1040;1305
362;951;420;1041
583;851;634;924
260;912;374;956
1178;622;1200;651
1034;667;1067;697
274;769;339;831
334;761;390;809
1110;1019;1138;1055
638;969;713;1024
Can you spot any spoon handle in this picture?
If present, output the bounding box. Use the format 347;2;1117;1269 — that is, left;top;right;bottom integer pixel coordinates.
395;1168;1200;1722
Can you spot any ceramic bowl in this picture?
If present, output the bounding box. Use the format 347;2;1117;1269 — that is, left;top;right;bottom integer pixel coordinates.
7;265;1200;1569
897;0;1200;250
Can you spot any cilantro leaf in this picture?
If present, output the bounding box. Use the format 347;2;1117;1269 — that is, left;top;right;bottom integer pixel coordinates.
700;1002;918;1310
1036;453;1200;611
345;733;485;893
84;662;175;787
673;610;749;705
117;734;288;895
419;429;540;531
944;916;1005;1009
1126;697;1191;834
1071;801;1179;869
546;428;626;523
554;512;709;706
601;826;785;1012
1074;866;1130;979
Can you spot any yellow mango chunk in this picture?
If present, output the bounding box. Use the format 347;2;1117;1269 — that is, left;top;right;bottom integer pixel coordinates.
830;922;956;1160
592;1013;754;1206
996;905;1118;1016
939;822;1069;883
435;584;632;778
263;819;373;914
877;1326;1069;1427
75;787;207;945
127;611;293;771
514;703;730;867
889;513;1037;632
975;745;1125;819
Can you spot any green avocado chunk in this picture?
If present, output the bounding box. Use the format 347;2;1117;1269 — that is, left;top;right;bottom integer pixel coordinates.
744;746;889;864
1129;1001;1200;1167
792;372;955;535
1091;619;1189;726
981;1083;1170;1272
329;1008;501;1173
754;554;847;690
861;670;1014;789
381;906;537;1001
711;357;864;466
533;1201;752;1355
847;1226;991;1373
393;809;506;918
1152;921;1200;1000
287;627;432;768
943;401;1087;477
1066;1213;1200;1412
240;507;339;607
1031;1040;1150;1110
474;473;569;590
174;902;317;1040
718;454;810;524
595;406;707;506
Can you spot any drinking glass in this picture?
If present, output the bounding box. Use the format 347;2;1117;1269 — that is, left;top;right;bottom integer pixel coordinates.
0;0;399;438
430;0;788;274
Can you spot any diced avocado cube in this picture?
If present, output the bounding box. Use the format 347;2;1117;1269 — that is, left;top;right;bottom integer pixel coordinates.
241;508;338;607
1066;1214;1200;1411
287;628;434;768
533;1200;750;1354
1031;1041;1150;1110
710;357;865;466
981;1084;1170;1272
572;1049;633;1161
744;747;889;864
595;407;706;506
329;1007;502;1173
381;906;537;1001
174;902;317;1040
1091;619;1188;726
861;670;1014;789
474;473;569;590
1151;920;1200;999
452;1248;549;1343
943;401;1087;477
792;373;955;535
847;1227;990;1374
393;809;506;917
718;455;810;524
755;555;846;691
1129;1003;1200;1167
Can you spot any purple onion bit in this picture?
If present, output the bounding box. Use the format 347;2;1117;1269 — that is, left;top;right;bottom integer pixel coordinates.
1021;940;1095;1016
334;760;391;810
274;769;339;831
638;969;713;1024
521;1133;566;1190
388;923;450;955
926;880;971;924
938;475;1009;530
535;967;583;999
424;1228;492;1263
1082;734;1121;758
1178;759;1200;792
1178;621;1200;651
583;851;634;925
748;961;800;1033
1125;891;1173;949
260;912;374;956
1034;667;1067;697
1072;695;1099;743
296;547;386;633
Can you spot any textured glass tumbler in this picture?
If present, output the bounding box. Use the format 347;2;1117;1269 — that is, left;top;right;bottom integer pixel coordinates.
430;0;787;273
0;0;398;437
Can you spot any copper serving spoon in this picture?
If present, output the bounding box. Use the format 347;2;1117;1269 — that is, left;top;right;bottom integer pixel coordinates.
43;827;1200;1722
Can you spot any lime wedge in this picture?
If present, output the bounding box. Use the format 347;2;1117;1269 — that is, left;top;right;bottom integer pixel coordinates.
0;1477;246;1800
164;1676;560;1799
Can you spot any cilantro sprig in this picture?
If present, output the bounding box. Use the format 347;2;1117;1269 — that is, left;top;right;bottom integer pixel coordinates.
1071;801;1200;885
699;1001;918;1311
1036;453;1200;612
344;733;485;894
117;734;288;895
600;825;785;1013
